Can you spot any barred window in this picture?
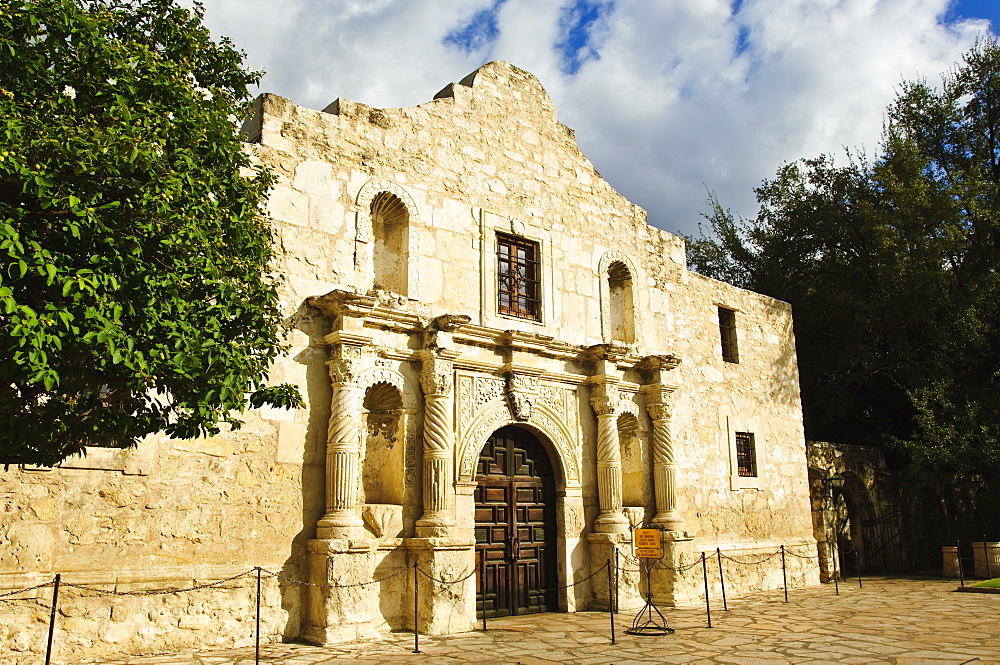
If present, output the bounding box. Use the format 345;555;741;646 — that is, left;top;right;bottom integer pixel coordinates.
497;233;541;321
735;431;757;477
719;306;739;363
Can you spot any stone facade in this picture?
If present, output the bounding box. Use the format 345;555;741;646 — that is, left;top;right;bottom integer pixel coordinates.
0;62;817;663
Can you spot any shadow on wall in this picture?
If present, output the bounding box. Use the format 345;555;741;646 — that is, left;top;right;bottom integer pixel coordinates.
276;299;332;639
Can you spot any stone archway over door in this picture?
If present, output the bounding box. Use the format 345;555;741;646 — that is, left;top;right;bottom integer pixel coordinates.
475;425;557;618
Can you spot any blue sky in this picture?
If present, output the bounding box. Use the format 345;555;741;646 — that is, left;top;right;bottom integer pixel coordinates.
951;0;1000;26
199;0;998;238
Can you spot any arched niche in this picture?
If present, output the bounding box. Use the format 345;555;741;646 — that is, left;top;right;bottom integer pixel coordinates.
355;179;420;299
598;250;640;345
617;410;647;508
356;366;418;508
456;401;580;489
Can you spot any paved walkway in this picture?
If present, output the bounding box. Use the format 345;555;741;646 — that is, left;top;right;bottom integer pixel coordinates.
108;577;999;665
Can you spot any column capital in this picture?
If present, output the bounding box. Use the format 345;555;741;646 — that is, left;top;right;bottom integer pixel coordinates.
419;351;454;396
590;380;620;417
643;385;677;421
326;343;366;385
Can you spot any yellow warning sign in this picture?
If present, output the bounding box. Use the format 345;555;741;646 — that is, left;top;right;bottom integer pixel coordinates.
634;528;662;559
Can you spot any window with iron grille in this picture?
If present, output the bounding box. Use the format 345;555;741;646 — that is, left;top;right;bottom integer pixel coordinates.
497;233;541;321
719;306;739;363
735;431;757;477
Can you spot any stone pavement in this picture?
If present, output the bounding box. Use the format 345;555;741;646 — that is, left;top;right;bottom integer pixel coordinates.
106;577;998;665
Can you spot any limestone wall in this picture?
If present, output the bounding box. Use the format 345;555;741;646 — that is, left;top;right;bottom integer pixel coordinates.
0;405;322;663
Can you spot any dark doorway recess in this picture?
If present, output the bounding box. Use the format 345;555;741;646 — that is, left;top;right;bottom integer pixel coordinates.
475;425;557;618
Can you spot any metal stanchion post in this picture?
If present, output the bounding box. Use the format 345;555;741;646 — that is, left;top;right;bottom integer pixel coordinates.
957;539;965;587
701;552;712;628
854;550;862;588
615;546;621;614
716;548;728;611
255;567;262;665
607;560;615;645
413;561;420;654
44;574;60;665
832;541;840;595
986;536;994;579
781;545;788;602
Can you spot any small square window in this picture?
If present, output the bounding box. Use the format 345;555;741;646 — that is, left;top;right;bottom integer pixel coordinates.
735;431;757;477
719;306;739;363
497;232;541;321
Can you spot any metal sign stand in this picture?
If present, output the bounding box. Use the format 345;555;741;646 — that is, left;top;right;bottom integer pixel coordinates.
626;524;674;636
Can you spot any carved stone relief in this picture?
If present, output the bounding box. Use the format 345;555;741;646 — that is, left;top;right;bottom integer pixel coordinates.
506;373;539;422
475;377;505;406
456;402;580;485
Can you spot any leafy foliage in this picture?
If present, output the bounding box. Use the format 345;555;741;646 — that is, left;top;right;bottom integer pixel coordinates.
687;38;1000;478
0;0;302;465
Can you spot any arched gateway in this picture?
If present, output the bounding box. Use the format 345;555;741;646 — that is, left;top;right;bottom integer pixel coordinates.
475;425;557;617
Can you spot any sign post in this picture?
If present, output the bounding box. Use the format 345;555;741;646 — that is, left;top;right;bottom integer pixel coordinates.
625;523;674;636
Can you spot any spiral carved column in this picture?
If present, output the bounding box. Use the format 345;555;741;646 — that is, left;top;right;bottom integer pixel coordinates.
417;351;456;536
637;354;682;533
317;345;365;539
647;396;681;530
591;381;629;533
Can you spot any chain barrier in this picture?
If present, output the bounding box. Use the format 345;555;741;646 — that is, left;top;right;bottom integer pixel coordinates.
534;560;609;593
415;566;477;586
617;551;704;574
263;567;408;590
718;550;781;565
60;570;256;597
0;580;54;599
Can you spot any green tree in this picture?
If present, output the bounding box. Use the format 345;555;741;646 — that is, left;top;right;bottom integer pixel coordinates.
0;0;302;466
687;38;1000;479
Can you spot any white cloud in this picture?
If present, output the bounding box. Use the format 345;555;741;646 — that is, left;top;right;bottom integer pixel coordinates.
199;0;992;236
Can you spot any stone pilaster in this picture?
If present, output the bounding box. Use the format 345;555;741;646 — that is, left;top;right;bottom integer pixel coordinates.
317;342;366;540
590;372;629;534
637;355;682;532
417;351;456;536
646;389;680;530
416;314;470;537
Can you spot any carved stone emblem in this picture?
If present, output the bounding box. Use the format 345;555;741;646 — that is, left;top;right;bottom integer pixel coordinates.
506;372;539;422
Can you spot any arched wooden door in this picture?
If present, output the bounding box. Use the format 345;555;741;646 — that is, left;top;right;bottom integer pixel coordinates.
475;425;557;617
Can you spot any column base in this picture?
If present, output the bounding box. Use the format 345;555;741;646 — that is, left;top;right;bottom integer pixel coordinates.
316;510;367;540
651;512;683;532
303;539;379;646
593;511;630;534
415;512;455;538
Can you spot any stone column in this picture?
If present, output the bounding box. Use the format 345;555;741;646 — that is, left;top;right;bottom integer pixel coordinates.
416;313;470;538
646;387;681;531
591;377;629;533
316;343;366;540
637;354;682;533
417;350;456;536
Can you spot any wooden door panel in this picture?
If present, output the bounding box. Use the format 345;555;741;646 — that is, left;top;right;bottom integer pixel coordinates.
475;426;556;618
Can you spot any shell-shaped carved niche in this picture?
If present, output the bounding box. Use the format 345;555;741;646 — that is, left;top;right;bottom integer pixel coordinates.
371;191;408;228
361;381;406;506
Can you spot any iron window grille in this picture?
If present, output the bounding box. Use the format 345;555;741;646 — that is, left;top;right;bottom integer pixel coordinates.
735;431;757;477
719;306;739;363
497;232;541;321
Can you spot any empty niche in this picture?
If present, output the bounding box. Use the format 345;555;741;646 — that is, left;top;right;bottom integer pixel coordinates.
608;260;635;344
361;381;405;505
371;191;409;296
618;411;648;508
